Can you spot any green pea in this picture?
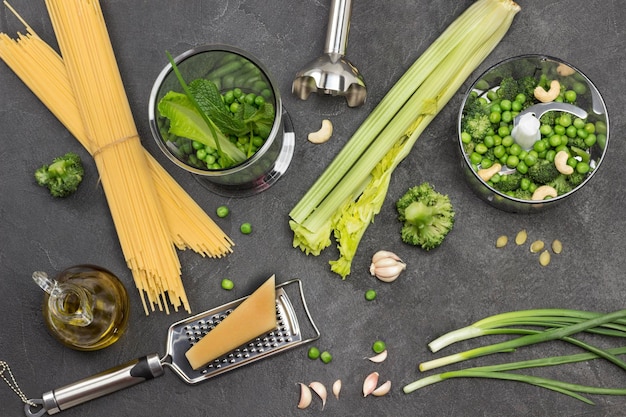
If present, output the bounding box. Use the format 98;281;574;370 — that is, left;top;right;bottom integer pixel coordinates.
493;145;506;159
584;122;596;134
365;289;377;301
515;93;527;104
240;222;252;234
223;90;235;104
372;340;386;354
230;102;240;113
511;100;523;112
244;93;256;105
573;118;586;129
320;351;333;364
489;112;501;124
576;161;591;174
192;140;204;150
470;152;483;165
221;278;234;290
558;114;572;127
216;205;229;218
539;124;553;136
524;153;538;167
506;155;519;168
545;149;556;162
481;158;493;169
584;133;597;147
461;131;472;144
500;99;512;111
307;346;321;360
483;135;495;148
548;135;563;148
564;90;577;103
232;87;243;98
501;111;512;123
498;126;510;137
196;148;208;161
553;124;566;135
520;177;531;191
475;143;488;155
565;126;577;139
533;140;547;153
254;95;266;107
516;160;527;174
501;135;514;148
509;143;522;156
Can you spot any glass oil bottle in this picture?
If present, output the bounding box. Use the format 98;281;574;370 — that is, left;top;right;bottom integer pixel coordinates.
33;265;130;351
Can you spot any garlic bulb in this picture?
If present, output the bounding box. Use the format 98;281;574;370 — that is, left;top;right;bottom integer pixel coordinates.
370;250;406;282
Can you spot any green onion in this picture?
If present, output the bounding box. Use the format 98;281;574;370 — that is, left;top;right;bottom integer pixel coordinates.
404;309;626;405
289;0;521;278
428;308;626;353
419;309;626;372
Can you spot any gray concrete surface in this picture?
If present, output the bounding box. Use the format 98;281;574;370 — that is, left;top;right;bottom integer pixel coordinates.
1;1;625;416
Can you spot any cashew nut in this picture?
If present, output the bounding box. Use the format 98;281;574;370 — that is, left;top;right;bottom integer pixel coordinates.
534;80;561;103
556;63;575;77
532;185;558;201
554;150;574;175
477;163;502;182
308;119;333;143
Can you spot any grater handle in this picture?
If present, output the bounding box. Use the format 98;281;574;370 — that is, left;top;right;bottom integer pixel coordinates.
25;354;164;416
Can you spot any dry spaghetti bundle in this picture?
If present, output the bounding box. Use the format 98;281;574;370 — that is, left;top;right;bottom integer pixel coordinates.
0;0;234;314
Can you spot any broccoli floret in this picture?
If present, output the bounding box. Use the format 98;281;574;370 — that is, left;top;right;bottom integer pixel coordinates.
495;76;520;101
567;136;587;149
567;171;588;188
527;159;559;185
396;183;455;250
548;174;573;195
539;111;559;126
34;152;84;197
492;172;523;193
517;75;539;103
512;189;533;200
463;113;492;142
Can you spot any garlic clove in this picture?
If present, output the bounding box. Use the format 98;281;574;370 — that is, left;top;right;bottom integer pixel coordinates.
372;380;392;397
366;349;388;363
332;379;342;399
370;251;406;283
363;371;379;397
297;383;312;409
309;381;327;410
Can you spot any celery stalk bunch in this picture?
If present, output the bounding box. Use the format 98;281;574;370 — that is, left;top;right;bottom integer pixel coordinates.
289;0;521;278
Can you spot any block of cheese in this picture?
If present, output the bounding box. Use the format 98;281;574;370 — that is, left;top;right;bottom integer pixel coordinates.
185;275;277;370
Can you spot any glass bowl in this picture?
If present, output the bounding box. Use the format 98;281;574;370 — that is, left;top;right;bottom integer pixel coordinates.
149;44;295;197
457;54;609;213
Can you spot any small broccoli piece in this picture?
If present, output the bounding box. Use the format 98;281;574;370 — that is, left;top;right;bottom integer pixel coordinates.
548;174;573;195
567;171;588;188
492;172;523;193
527;159;559;185
516;76;539;103
512;189;533;200
396;183;455;250
495;76;520;101
34;152;85;198
463;113;492;142
567;136;587;149
539;111;559;126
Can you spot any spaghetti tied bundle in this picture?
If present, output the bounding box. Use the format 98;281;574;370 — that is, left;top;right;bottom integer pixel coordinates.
0;0;234;315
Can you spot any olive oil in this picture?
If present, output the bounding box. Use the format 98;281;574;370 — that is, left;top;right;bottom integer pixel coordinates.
34;265;129;351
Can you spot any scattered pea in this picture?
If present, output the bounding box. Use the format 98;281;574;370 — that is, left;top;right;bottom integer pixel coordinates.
221;278;234;290
365;289;377;301
307;346;321;360
372;340;386;354
240;222;252;234
216;205;230;218
320;351;333;364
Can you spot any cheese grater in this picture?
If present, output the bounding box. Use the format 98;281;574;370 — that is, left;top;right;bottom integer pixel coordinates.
24;279;320;416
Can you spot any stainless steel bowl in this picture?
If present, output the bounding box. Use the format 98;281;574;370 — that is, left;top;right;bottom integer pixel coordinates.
149;44;294;197
457;55;609;213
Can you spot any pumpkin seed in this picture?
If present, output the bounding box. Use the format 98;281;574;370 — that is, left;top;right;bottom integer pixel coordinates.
530;240;545;253
496;235;508;248
515;229;527;245
539;250;551;266
552;239;563;254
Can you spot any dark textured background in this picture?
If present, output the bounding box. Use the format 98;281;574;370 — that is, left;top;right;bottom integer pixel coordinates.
1;1;625;416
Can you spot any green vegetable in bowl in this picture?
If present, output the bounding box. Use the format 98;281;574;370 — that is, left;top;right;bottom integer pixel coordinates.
396;183;455;250
158;52;276;170
34;152;84;198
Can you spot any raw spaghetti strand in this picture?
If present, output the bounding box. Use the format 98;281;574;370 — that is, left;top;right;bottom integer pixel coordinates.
45;0;184;312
